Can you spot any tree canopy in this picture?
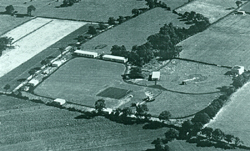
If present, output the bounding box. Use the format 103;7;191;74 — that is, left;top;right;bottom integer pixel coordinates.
158;110;171;121
95;99;106;112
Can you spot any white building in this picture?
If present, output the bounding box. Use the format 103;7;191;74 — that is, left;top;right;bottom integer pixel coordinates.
231;65;244;75
74;50;98;58
151;71;160;80
54;98;66;105
102;54;128;63
52;60;64;67
28;79;40;87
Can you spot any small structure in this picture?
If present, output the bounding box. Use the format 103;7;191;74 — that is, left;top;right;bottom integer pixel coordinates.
54;98;66;105
151;71;160;81
28;79;40;87
65;46;73;52
231;65;244;75
102;54;128;63
52;60;63;67
74;50;98;58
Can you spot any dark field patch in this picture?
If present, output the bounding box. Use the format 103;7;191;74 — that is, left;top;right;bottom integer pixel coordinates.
97;87;131;99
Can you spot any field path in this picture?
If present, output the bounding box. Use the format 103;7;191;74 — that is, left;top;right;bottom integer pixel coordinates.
206;82;250;146
0;18;86;78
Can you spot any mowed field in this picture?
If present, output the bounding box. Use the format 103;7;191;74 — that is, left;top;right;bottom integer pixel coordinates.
147;90;220;118
81;7;189;54
0;95;169;151
0;17;85;80
207;82;250;147
176;0;238;23
167;140;246;151
138;59;232;94
179;14;250;69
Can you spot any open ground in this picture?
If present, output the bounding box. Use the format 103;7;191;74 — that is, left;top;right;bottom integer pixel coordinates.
81;7;189;54
0;18;86;78
176;0;239;23
178;14;250;69
207;82;250;146
0;95;169;151
137;59;232;94
34;57;161;109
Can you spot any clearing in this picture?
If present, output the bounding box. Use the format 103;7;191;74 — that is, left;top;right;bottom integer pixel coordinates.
206;82;250;146
81;7;189;54
146;90;220;118
179;14;250;69
176;0;240;23
137;59;232;94
0;95;168;151
0;18;86;79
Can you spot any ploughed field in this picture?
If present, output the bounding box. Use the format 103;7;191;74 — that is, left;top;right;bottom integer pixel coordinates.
206;82;250;146
179;14;250;69
176;0;239;23
81;7;189;54
0;95;169;151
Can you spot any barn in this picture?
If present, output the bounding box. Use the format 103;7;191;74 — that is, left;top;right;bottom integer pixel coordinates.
74;50;98;58
28;79;40;87
102;55;128;63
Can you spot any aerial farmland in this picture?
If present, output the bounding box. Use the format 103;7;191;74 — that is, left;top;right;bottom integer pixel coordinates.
1;0;250;150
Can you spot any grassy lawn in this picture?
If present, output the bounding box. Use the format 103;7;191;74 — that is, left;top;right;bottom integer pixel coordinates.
0;15;31;36
0;95;169;151
167;140;246;151
138;59;232;94
176;0;239;23
179;14;250;69
81;7;189;54
146;90;220;118
207;82;250;147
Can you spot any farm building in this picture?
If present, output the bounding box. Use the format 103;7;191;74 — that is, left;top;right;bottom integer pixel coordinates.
28;79;40;87
65;46;73;52
151;71;160;80
231;65;244;75
54;98;66;105
74;50;98;58
52;60;64;67
102;54;128;63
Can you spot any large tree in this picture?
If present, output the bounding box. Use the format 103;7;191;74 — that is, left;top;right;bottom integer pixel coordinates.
3;84;10;92
132;9;140;16
165;128;179;142
136;104;149;116
95;99;106;112
87;26;97;35
121;107;132;117
158;110;171;121
0;37;13;56
192;112;210;124
201;127;213;139
5;5;15;15
212;128;224;141
236;1;243;8
27;5;36;16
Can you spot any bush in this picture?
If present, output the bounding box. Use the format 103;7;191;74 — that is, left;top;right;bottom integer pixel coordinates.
192;112;210;124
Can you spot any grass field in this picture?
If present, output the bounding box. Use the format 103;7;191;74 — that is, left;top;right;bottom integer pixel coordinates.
176;0;238;23
167;140;246;151
146;90;220;118
206;82;250;146
137;59;232;94
0;95;169;151
81;7;189;54
179;14;250;69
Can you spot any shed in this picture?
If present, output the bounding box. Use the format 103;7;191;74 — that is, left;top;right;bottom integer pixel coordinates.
74;50;98;58
54;98;66;105
151;71;160;80
28;79;40;87
52;60;63;67
102;54;128;63
231;65;244;75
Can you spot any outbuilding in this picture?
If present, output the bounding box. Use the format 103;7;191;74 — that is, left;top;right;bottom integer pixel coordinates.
231;65;244;75
54;98;66;105
102;54;128;63
151;71;160;81
28;79;40;87
74;50;98;58
52;60;63;67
